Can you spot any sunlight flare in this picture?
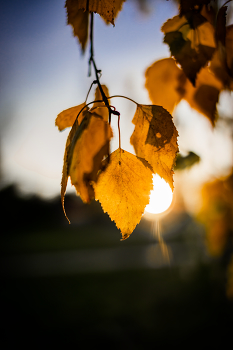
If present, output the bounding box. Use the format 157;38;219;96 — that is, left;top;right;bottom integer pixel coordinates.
145;174;173;214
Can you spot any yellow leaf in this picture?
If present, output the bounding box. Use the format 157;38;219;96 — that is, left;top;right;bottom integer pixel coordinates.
94;148;153;240
130;105;179;191
162;13;216;85
56;102;87;131
61;111;113;220
183;66;223;125
145;58;186;114
76;0;126;25
66;0;89;52
65;0;125;50
91;84;110;122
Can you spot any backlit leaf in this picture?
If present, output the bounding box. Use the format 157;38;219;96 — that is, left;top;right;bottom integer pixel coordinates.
209;25;233;90
145;58;186;114
94;148;153;240
91;84;110;122
61;110;113;221
130;105;179;191
66;0;125;51
184;66;223;124
56;102;87;131
66;0;89;52
162;13;216;85
179;0;211;16
77;0;126;25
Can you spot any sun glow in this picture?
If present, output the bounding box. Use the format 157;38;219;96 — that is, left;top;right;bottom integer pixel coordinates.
145;174;173;214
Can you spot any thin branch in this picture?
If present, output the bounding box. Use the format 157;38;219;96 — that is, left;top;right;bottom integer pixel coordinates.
88;12;120;124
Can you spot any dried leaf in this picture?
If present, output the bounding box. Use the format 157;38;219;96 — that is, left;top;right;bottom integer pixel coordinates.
66;0;89;52
94;148;153;240
130;105;179;191
179;0;211;16
61;111;113;220
77;0;126;25
209;25;233;89
145;58;186;114
56;102;87;131
91;84;110;122
66;0;125;51
184;66;223;125
162;13;216;85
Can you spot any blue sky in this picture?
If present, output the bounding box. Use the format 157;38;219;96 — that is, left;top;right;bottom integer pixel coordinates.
0;0;232;202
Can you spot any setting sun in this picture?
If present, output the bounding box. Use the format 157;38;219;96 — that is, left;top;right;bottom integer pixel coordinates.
145;174;173;215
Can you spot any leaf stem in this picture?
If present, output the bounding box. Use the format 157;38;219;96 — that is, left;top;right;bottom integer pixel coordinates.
109;95;138;105
88;12;119;124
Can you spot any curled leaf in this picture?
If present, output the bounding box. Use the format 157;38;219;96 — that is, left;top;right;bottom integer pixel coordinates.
130;104;179;191
94;148;153;240
91;84;110;122
56;102;87;131
145;58;186;114
65;0;125;52
61;110;113;221
184;65;223;125
66;0;89;52
162;13;216;85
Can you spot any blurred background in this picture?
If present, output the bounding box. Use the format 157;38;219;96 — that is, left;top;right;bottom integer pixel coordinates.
0;0;233;347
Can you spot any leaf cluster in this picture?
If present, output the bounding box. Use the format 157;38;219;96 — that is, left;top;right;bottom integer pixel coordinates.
56;0;232;239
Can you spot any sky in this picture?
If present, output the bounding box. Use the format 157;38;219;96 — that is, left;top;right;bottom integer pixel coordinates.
0;0;232;205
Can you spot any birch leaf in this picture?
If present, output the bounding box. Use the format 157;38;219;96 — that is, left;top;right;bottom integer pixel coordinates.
56;102;87;131
94;148;153;240
91;84;110;122
130;105;179;191
184;66;223;124
66;0;89;52
65;0;125;52
145;58;186;114
61;111;113;221
75;0;126;24
162;13;216;85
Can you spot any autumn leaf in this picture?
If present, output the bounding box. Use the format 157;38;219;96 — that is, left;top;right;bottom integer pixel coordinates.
56;102;87;131
65;0;125;52
94;148;153;240
130;105;178;191
162;13;216;85
197;171;233;256
183;65;223;124
91;84;110;122
179;0;211;16
210;25;233;89
145;57;223;124
55;85;110;131
61;110;113;221
66;0;89;52
145;58;186;114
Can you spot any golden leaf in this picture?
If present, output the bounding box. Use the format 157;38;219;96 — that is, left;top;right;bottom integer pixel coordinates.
76;0;126;25
65;0;125;51
91;84;110;122
145;57;223;124
162;13;216;85
145;58;186;114
56;102;87;131
130;105;179;191
183;66;223;125
66;0;89;52
61;111;113;221
94;148;153;240
56;85;110;131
